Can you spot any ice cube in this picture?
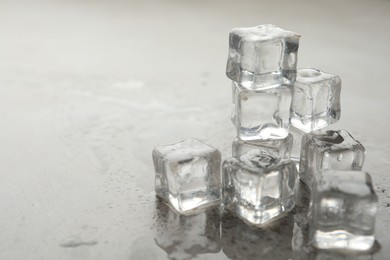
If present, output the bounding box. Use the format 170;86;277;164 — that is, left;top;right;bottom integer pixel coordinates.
232;82;292;141
222;150;298;225
154;201;221;259
152;138;221;213
232;134;293;158
290;68;341;133
309;171;378;251
226;24;300;89
299;130;365;185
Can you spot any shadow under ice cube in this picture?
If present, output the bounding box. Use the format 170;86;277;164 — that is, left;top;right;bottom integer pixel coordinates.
299;130;365;185
222;150;298;225
290;68;341;133
152;138;221;214
232;82;292;141
226;24;300;89
309;171;378;251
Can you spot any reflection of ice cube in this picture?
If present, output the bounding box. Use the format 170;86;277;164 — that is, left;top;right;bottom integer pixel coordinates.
152;138;221;213
299;130;365;186
226;24;300;89
291;181;311;256
290;68;341;133
223;150;297;225
232;134;293;159
309;249;373;260
221;212;294;259
232;82;292;141
292;212;312;260
309;171;378;251
153;201;221;260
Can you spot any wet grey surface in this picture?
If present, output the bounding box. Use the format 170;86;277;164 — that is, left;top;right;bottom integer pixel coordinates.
0;0;390;259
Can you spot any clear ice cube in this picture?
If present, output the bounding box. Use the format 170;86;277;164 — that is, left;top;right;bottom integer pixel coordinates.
309;171;378;251
153;138;221;213
154;202;221;259
290;68;341;132
299;130;365;185
232;82;292;140
232;134;293;158
226;24;300;89
222;150;298;225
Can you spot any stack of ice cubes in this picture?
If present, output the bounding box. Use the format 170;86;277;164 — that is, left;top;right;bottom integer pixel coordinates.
152;24;378;254
224;24;300;226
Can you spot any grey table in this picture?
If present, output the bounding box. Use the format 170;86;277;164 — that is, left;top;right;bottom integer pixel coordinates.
1;0;389;259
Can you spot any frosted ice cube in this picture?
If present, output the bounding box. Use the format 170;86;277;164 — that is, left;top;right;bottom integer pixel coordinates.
222;150;298;225
232;134;293;158
226;24;300;89
152;138;221;213
309;171;378;251
290;68;341;133
299;130;365;185
232;82;292;141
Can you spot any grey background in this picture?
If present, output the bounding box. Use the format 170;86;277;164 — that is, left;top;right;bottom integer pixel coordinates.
1;0;390;259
